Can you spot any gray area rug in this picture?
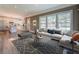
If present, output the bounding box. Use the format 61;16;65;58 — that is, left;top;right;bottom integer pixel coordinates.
13;32;64;54
12;37;63;54
13;38;41;54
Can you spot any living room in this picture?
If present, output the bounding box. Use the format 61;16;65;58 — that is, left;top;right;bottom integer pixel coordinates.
24;4;79;54
0;4;79;54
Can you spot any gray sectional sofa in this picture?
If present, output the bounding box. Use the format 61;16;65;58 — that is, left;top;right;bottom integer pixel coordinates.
37;29;63;41
37;29;79;53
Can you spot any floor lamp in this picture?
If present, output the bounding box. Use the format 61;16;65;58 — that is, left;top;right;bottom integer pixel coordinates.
33;20;38;43
71;32;79;53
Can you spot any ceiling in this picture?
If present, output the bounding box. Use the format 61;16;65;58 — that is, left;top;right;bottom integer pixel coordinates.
0;4;74;19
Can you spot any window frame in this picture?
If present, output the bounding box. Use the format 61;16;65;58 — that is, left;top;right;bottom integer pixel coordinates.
46;14;56;29
39;16;47;29
39;10;73;32
57;10;73;32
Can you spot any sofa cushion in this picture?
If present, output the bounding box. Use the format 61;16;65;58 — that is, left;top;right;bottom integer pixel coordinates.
38;32;62;40
51;34;62;40
54;30;61;34
60;35;71;42
47;29;55;34
47;29;61;34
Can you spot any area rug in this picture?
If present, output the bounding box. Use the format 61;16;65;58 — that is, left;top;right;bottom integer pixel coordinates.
12;38;61;54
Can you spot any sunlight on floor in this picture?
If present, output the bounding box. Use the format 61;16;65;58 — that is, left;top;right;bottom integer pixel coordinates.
9;38;17;41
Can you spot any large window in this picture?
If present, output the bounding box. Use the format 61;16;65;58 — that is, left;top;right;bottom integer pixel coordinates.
39;16;46;29
47;14;56;29
57;11;72;32
39;10;72;32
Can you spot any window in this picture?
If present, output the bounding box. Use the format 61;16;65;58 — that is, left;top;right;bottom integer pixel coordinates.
39;10;72;33
47;14;56;29
57;11;72;32
39;16;46;29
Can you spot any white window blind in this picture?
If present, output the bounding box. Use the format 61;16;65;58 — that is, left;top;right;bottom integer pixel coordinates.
57;11;72;32
47;14;56;29
39;16;46;29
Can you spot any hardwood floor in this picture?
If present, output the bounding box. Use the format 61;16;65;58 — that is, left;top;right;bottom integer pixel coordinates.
0;31;19;54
